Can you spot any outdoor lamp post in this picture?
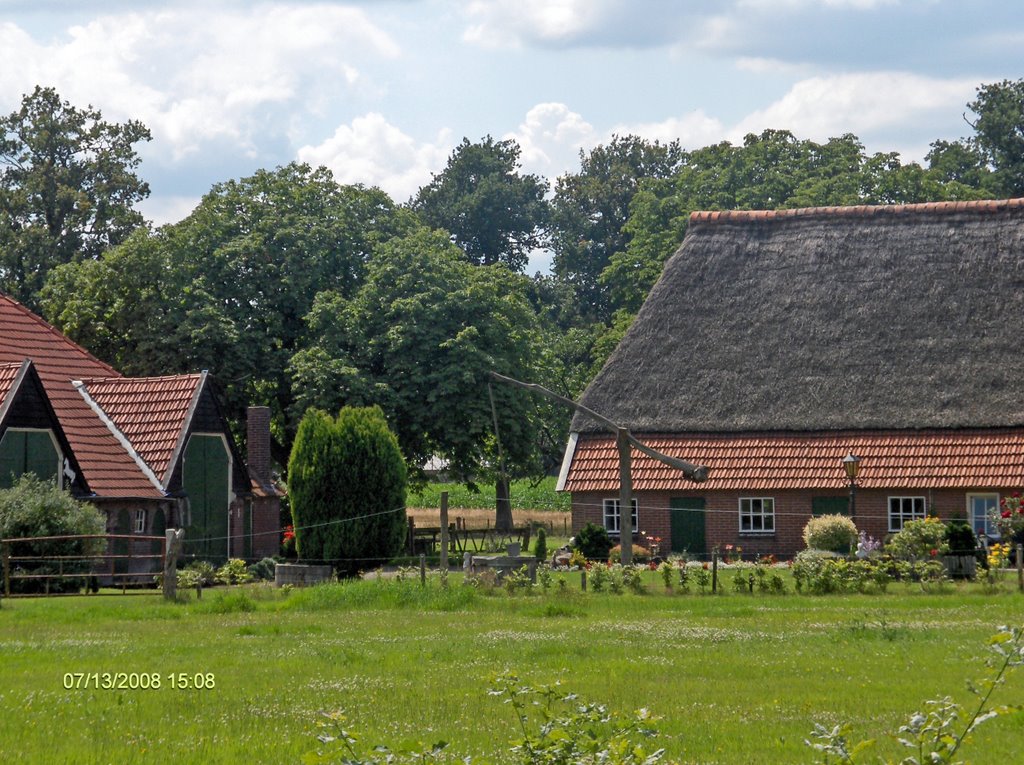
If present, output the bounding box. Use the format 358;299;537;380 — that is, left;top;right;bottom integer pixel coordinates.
843;453;860;518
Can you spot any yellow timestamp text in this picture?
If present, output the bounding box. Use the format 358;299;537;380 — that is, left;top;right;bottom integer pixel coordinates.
62;672;216;690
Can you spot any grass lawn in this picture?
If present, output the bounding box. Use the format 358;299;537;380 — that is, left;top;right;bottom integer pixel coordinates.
0;576;1022;764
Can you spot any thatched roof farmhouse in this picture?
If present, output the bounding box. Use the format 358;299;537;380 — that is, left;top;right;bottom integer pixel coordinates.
559;199;1024;558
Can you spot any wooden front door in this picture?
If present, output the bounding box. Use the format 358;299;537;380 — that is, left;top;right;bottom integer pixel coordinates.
183;434;230;560
670;497;706;555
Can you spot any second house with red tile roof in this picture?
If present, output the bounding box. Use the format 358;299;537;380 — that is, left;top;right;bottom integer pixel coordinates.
559;199;1024;559
0;293;281;563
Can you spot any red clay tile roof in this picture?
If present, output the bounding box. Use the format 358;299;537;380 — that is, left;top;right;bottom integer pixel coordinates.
563;431;1024;493
0;294;164;498
0;361;21;411
76;373;204;486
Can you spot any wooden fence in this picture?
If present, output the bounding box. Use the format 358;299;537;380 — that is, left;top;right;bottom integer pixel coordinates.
0;533;167;598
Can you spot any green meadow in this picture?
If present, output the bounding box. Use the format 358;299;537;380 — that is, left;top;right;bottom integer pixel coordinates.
1;576;1022;764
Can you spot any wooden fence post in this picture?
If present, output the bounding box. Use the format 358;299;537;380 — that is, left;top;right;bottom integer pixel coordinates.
581;568;587;592
1017;543;1023;592
711;550;719;594
439;492;449;574
163;529;184;601
1;540;8;601
419;553;426;586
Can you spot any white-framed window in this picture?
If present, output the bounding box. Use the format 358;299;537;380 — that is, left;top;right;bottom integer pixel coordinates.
968;493;999;538
603;498;638;535
739;497;774;534
888;496;926;532
134;509;147;534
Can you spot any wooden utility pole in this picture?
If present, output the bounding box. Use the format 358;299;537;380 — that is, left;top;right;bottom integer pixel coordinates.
440;491;450;573
488;371;709;566
617;428;634;563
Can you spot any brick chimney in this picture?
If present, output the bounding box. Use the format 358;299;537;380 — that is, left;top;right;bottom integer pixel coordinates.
246;406;272;483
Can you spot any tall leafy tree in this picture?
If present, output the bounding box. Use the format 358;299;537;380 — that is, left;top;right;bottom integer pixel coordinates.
42;163;410;460
290;227;543;528
0;86;151;307
550;135;683;324
288;406;407;577
411;136;548;271
965;79;1024;196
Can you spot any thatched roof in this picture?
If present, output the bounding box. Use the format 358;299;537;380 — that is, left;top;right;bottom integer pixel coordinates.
574;199;1024;434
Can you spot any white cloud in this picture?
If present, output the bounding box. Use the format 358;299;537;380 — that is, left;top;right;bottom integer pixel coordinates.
463;0;614;47
613;110;727;151
297;113;452;203
137;194;202;227
0;6;399;160
729;72;977;159
504;102;596;179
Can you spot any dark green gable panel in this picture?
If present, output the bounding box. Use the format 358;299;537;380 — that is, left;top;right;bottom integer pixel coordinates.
0;431;21;487
26;431;57;481
183;434;230;559
0;429;58;489
670;497;706;555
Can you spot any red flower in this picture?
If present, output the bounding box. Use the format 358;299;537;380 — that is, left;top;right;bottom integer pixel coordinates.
929;548;938;557
282;524;295;542
1003;510;1012;518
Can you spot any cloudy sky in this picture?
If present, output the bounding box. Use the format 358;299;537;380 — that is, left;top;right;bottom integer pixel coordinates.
1;0;1020;270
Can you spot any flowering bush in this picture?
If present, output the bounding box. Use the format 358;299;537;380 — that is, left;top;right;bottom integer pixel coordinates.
802;514;858;553
886;517;949;559
281;524;296;558
994;493;1024;540
854;530;882;558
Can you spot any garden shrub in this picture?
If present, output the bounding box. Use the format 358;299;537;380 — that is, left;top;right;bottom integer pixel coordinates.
0;475;105;593
533;526;547;562
178;560;216;588
944;519;979;555
573;522;612;561
608;543;651;564
588;563;608;592
886;517;949;559
215;558;254;585
802;513;858;553
247;557;277;582
288;406;407;577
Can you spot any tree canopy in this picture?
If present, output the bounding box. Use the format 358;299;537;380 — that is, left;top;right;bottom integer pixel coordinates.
290;227;542;484
411;136;548;271
0;86;150;307
550;135;684;324
42;163;411;461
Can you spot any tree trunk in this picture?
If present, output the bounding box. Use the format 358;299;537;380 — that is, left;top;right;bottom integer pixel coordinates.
495;476;513;532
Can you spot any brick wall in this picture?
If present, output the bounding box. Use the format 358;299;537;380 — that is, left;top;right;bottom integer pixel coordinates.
246;406;272;481
571;486;1012;559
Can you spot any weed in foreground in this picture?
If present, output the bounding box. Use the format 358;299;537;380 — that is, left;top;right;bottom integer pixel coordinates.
807;624;1024;764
